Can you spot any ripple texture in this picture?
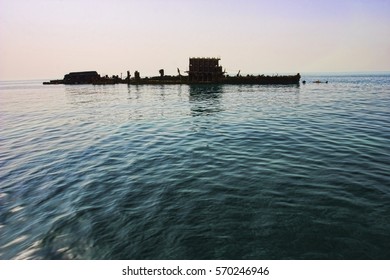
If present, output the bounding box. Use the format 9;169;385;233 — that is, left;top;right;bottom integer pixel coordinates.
1;75;390;259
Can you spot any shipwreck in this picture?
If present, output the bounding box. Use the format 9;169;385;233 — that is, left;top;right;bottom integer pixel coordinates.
43;57;301;85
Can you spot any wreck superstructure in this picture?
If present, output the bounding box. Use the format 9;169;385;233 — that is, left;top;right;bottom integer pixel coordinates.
188;57;224;83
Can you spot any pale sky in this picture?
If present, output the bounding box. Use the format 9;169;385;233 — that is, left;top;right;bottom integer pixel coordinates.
1;0;389;80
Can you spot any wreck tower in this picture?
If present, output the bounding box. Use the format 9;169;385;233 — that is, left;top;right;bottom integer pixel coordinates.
188;57;224;83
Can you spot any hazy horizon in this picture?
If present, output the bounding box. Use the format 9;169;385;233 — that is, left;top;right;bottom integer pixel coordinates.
2;71;390;83
1;0;390;80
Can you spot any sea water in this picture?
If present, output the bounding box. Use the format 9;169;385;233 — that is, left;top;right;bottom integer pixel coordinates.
1;74;389;259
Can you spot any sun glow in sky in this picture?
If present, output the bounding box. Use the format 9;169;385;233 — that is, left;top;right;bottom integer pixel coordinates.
1;0;389;80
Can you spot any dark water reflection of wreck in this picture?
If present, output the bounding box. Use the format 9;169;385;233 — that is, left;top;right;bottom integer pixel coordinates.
189;85;224;117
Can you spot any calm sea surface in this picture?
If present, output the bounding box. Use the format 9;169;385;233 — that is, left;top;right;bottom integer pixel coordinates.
1;74;390;259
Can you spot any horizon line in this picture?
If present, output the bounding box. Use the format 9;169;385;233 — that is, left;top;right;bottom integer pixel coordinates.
1;71;390;82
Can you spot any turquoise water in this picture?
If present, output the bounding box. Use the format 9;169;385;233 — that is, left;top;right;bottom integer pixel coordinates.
1;74;389;259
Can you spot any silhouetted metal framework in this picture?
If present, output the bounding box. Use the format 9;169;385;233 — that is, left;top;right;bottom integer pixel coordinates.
188;57;224;83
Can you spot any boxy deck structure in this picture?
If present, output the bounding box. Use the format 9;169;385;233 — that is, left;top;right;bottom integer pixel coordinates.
188;57;224;83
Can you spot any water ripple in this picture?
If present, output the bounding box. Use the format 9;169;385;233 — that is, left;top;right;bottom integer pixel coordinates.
1;76;390;259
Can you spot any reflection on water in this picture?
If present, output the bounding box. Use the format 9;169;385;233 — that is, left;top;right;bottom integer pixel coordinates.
65;84;124;106
189;85;223;116
62;83;301;122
